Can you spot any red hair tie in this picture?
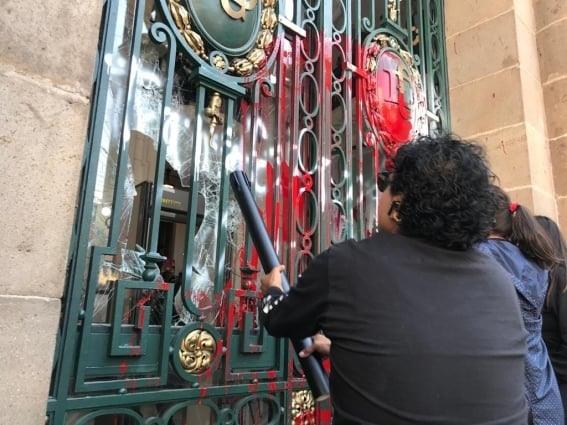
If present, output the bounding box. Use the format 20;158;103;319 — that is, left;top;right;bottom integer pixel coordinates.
508;202;519;214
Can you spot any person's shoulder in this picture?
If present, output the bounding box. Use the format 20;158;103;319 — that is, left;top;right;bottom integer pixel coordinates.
323;238;359;260
328;232;399;252
476;239;543;276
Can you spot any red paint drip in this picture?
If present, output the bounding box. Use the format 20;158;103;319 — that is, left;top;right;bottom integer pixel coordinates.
323;358;331;374
317;406;333;425
156;280;169;291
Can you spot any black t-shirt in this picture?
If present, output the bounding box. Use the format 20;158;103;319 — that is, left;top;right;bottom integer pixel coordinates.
263;232;528;424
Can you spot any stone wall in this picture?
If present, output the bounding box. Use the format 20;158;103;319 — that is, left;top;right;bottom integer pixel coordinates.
535;0;567;230
0;0;102;423
445;0;560;224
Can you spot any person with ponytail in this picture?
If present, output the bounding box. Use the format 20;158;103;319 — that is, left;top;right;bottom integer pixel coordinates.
478;186;563;424
536;216;567;414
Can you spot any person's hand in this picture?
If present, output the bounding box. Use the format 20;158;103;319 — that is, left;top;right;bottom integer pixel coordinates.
260;265;285;294
299;333;331;358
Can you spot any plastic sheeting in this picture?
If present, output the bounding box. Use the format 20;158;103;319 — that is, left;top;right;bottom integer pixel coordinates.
91;33;245;324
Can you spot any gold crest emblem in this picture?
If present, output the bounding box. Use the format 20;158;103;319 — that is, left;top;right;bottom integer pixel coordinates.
221;0;257;21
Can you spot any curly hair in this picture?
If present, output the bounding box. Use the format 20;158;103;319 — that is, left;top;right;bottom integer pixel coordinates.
390;134;496;250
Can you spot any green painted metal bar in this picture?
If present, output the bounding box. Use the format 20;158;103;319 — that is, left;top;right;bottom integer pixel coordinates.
243;85;261;267
287;4;303;285
213;97;234;294
287;1;309;384
179;84;207;317
318;0;333;251
422;0;435;118
406;0;413;54
438;0;451;130
344;0;355;240
361;0;376;32
413;0;428;106
48;383;290;411
353;0;365;241
147;22;177;254
107;0;147;248
273;38;289;261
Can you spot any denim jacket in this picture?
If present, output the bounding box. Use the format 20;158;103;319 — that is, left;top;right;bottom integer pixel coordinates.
477;240;563;425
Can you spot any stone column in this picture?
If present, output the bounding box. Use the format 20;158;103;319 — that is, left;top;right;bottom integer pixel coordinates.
445;0;558;221
0;0;101;423
535;0;567;229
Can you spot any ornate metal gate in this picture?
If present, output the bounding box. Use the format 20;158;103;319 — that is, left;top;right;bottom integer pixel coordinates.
47;0;449;423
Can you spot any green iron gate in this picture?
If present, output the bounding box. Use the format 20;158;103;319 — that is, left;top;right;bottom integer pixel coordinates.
47;0;450;423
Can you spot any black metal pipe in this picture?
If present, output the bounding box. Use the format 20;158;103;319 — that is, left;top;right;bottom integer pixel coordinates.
229;170;330;401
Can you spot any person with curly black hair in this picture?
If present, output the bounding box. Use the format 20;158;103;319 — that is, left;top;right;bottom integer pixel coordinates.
385;135;497;250
260;135;528;424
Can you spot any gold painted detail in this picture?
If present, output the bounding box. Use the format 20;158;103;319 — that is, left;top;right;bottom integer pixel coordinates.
261;7;278;29
179;330;216;374
204;92;224;136
167;0;278;76
388;0;400;23
291;390;316;425
256;29;274;50
211;54;227;70
221;0;257;21
169;0;207;58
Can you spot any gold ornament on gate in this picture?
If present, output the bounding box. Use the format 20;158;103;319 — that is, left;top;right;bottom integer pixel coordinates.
232;58;254;75
388;0;399;22
261;7;278;30
212;54;228;70
221;0;257;21
247;48;267;69
179;330;217;373
168;0;207;58
291;390;316;425
204;92;224;137
167;0;278;77
256;29;274;50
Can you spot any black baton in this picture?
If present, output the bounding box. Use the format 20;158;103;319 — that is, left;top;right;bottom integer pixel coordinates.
229;170;330;400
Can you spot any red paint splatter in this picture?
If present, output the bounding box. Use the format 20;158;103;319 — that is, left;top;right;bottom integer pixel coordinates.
156;280;170;291
323;358;331;374
317;406;333;425
267;381;277;393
